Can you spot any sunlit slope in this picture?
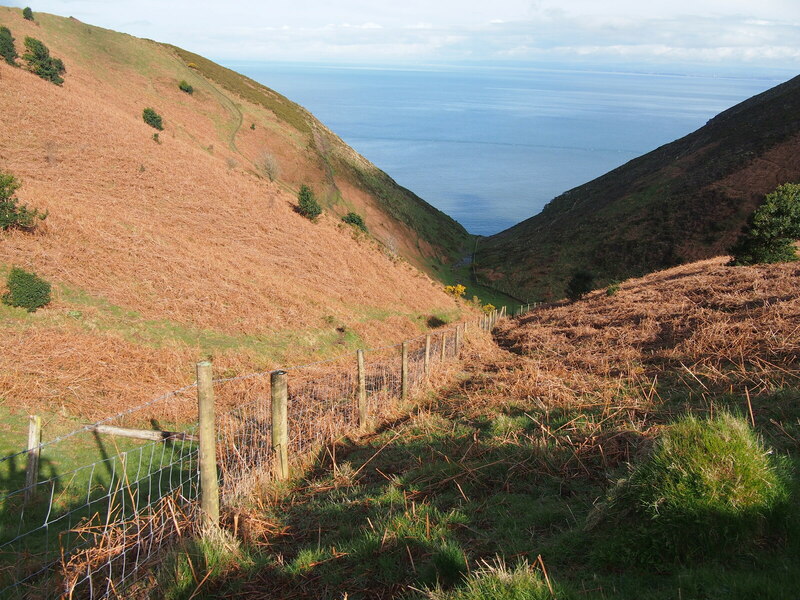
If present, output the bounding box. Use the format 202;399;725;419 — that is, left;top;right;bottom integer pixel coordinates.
0;7;470;415
476;73;800;301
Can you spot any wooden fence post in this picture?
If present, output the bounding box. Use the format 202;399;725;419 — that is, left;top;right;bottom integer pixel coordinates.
424;335;431;375
357;350;367;430
271;370;289;480
401;341;409;400
196;361;220;528
441;331;447;361
24;415;41;504
455;324;462;355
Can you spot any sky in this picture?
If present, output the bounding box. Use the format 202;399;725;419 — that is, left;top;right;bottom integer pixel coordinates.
8;1;800;68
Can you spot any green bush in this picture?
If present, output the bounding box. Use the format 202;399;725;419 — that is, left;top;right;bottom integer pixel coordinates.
142;107;164;130
566;270;594;301
729;183;800;265
0;172;47;231
22;37;65;85
2;267;51;312
0;26;17;66
178;80;193;94
605;282;620;297
588;413;791;566
22;7;33;21
342;211;367;232
297;184;321;220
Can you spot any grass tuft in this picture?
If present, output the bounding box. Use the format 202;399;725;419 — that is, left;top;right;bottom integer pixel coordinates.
588;412;791;566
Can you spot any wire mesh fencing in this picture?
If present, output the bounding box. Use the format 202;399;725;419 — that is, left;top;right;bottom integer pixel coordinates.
0;312;502;598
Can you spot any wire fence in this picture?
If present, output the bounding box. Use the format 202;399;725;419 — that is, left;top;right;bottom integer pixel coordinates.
0;313;504;598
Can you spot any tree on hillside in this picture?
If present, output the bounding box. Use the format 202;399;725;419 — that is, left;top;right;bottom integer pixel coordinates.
0;26;18;65
22;7;33;21
728;183;800;265
297;184;321;220
0;171;47;231
566;270;594;301
22;37;65;85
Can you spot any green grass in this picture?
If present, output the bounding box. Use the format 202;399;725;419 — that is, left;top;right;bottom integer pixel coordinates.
150;365;800;600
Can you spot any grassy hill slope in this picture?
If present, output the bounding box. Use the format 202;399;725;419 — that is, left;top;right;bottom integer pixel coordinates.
0;7;472;418
475;73;800;301
160;258;800;599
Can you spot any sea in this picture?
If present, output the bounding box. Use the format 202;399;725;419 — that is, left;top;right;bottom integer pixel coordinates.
224;61;793;236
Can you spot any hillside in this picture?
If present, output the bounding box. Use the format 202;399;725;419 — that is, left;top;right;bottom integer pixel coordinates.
475;72;800;301
150;257;800;599
0;7;472;418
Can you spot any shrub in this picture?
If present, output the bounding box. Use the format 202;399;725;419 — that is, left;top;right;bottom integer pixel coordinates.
2;267;51;312
0;172;47;231
142;107;163;130
255;151;279;181
605;282;620;297
0;26;17;65
482;303;496;314
566;270;594;301
297;184;321;220
588;413;791;566
342;211;367;232
22;7;33;21
178;79;193;94
729;183;800;265
22;37;65;85
250;123;256;130
444;284;466;298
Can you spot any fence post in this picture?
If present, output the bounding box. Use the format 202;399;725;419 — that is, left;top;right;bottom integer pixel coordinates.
424;335;431;375
455;324;462;355
401;341;409;399
441;331;447;361
357;350;367;430
271;370;289;480
196;361;220;528
24;415;41;504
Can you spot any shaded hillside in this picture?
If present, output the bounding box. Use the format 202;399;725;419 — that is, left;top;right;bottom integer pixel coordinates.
0;7;471;418
151;258;800;599
476;73;800;301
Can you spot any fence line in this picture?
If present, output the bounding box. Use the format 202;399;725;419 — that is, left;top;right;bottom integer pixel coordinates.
0;309;509;598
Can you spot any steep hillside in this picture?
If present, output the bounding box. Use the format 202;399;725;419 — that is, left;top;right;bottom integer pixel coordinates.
476;73;800;301
0;7;471;417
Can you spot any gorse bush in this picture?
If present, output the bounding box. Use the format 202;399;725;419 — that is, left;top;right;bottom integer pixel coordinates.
729;183;800;265
0;26;18;65
142;107;163;130
178;80;193;94
0;172;47;231
22;37;65;85
566;270;594;301
2;267;51;312
444;284;466;298
22;7;33;21
297;184;321;220
588;412;791;567
342;211;367;232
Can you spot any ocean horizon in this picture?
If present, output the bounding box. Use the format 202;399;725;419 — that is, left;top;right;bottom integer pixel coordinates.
226;61;790;236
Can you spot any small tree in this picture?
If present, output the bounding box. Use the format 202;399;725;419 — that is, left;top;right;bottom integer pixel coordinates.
255;151;279;182
0;26;18;66
729;183;800;265
2;267;51;312
142;107;164;130
178;80;193;94
22;37;65;85
566;269;594;301
297;184;321;220
0;172;47;231
22;7;33;21
342;211;367;233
